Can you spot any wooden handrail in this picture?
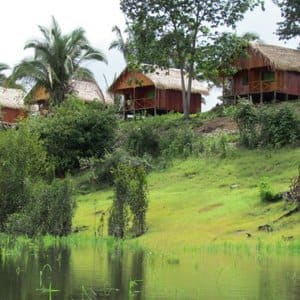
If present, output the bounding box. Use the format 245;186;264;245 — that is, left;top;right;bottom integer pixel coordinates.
125;98;155;112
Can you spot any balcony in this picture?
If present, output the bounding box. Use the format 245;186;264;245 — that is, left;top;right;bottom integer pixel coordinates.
224;81;278;97
124;98;155;112
249;81;278;93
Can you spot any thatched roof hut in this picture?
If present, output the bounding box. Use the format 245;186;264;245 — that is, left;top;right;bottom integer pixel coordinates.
224;43;300;104
0;87;35;123
109;65;209;115
0;87;27;109
70;80;105;103
109;65;209;95
249;42;300;73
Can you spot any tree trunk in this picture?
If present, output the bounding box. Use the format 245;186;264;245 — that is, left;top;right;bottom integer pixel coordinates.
180;68;189;120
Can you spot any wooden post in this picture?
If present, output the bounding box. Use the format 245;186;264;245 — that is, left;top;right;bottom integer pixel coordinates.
154;88;157;116
122;95;126;120
133;87;136;119
260;81;263;104
273;91;277;103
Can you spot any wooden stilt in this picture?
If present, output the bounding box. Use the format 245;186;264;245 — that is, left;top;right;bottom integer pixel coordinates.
273;91;277;103
285;94;288;101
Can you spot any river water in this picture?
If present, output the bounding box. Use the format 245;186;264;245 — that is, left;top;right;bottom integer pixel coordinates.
1;244;300;299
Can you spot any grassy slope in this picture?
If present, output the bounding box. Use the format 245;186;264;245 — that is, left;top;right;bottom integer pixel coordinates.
74;147;300;250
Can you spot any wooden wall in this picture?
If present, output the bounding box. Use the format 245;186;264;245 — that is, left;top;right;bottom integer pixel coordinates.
284;72;300;95
1;107;26;123
232;47;300;97
236;48;270;70
232;68;300;97
112;71;153;91
156;89;201;113
34;86;50;101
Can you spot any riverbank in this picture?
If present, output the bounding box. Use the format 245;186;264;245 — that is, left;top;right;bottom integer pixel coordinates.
73;146;300;251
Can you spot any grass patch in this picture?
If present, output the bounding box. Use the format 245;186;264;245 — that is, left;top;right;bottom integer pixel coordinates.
73;147;300;251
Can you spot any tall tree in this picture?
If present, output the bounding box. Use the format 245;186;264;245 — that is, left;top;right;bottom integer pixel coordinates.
203;32;260;84
273;0;300;42
12;17;107;106
120;0;263;119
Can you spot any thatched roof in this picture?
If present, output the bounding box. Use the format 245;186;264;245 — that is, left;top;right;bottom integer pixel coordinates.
250;42;300;72
110;65;209;95
70;80;105;102
0;87;27;109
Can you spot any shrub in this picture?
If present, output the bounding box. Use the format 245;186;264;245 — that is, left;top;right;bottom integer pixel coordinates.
88;149;151;187
258;177;282;203
126;122;161;158
162;126;195;159
235;104;300;148
6;179;75;237
108;162;148;238
0;127;51;230
28;96;118;176
234;104;259;148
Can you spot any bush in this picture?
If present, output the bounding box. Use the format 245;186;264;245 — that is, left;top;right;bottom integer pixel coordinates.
108;162;148;238
161;126;195;159
258;178;282;203
6;179;75;237
0;127;51;230
235;104;300;148
126;122;161;158
28;96;118;176
95;150;151;186
234;104;259;148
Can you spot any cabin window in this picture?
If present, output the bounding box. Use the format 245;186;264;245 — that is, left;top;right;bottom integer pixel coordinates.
146;90;155;99
262;71;275;82
242;73;249;85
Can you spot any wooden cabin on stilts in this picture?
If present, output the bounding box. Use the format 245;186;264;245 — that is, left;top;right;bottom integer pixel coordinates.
109;65;209;118
223;43;300;104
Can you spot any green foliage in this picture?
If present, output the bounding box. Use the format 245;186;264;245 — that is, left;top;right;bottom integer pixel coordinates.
121;114;236;165
6;179;75;237
162;126;195;159
274;0;300;43
258;177;282;203
108;162;148;238
28;97;118;175
126;123;160;158
235;104;300;148
0;122;75;237
234;104;259;148
12;17;106;106
205;32;259;82
120;0;263;118
0;127;51;229
93;149;151;187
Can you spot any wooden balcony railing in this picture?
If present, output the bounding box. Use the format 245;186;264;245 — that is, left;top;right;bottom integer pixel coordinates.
249;81;278;93
125;98;155;111
223;81;278;97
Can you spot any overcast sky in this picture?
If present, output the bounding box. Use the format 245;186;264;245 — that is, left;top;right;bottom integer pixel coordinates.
0;0;298;110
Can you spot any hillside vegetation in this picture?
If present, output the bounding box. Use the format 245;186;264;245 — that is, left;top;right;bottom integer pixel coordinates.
73;101;300;250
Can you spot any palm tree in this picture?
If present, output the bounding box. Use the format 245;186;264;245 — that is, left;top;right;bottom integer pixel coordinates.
12;17;107;106
0;63;9;86
109;25;130;63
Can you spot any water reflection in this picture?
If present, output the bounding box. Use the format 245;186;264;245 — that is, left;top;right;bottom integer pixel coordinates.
1;245;300;299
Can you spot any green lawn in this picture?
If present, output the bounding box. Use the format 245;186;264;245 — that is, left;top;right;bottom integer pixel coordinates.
74;147;300;250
